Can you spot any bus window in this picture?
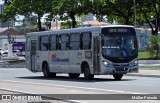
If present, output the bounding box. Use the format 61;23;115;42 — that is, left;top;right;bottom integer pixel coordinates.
39;36;49;51
60;34;68;50
49;35;58;50
81;32;91;50
70;33;80;50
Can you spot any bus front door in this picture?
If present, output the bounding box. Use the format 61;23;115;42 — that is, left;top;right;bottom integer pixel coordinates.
93;36;100;74
31;40;37;72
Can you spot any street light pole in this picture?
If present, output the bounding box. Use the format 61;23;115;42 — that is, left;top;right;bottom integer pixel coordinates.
134;0;136;28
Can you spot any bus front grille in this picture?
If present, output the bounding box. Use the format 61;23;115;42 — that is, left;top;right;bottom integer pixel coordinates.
115;68;128;71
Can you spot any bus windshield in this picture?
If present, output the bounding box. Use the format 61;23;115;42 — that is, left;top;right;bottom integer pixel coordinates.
102;34;137;58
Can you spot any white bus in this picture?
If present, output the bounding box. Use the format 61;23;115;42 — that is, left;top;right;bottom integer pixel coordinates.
26;25;138;80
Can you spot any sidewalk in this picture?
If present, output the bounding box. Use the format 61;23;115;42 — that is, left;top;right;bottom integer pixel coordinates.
127;68;160;78
134;60;160;77
139;60;160;64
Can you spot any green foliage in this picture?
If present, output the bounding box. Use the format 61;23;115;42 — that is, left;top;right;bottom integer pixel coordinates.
138;52;151;59
146;35;160;58
90;0;106;21
104;0;135;25
3;0;54;31
138;51;160;60
60;21;72;29
54;0;91;28
60;21;82;29
1;0;160;35
136;0;160;34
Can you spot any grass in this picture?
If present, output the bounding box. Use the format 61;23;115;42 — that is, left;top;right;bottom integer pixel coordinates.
138;52;160;60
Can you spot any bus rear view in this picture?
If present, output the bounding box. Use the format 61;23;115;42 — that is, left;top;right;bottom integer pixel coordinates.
100;27;138;80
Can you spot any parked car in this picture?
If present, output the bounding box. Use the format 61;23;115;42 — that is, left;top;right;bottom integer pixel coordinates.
2;51;18;57
1;51;18;57
13;50;22;56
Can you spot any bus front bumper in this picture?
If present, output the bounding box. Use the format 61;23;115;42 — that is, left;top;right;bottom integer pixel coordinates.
101;64;139;75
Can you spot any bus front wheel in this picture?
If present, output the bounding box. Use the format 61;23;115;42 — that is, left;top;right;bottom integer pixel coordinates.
68;73;80;78
84;65;94;80
113;74;123;80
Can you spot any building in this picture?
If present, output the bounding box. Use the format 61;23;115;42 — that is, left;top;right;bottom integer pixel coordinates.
0;4;5;14
81;14;95;22
135;28;160;51
0;28;26;55
82;21;110;27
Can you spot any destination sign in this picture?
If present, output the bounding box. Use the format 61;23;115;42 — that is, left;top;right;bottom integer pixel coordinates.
108;29;129;33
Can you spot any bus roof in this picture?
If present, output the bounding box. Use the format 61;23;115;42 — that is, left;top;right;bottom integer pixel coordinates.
26;25;134;36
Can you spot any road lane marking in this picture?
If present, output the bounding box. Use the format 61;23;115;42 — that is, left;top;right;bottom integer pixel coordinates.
0;87;36;94
0;79;145;94
104;82;154;87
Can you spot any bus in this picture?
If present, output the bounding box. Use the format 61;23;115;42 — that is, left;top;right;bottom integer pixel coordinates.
25;25;138;80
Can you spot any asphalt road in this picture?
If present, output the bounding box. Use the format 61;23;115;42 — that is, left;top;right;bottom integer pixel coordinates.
0;68;160;103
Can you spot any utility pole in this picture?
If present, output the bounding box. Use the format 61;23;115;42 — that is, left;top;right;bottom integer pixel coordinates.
134;0;137;28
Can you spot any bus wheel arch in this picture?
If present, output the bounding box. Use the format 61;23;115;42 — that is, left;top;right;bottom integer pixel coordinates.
81;61;94;80
42;61;50;78
81;61;88;73
42;61;56;78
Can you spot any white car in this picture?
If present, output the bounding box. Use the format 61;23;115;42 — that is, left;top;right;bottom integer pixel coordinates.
1;51;18;57
13;50;22;56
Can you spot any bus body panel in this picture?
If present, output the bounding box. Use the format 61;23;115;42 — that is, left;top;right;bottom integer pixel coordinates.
68;50;84;73
49;51;69;73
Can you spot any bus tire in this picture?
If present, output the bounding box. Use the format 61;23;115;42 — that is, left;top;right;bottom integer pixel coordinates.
84;65;94;80
43;63;56;78
68;73;80;78
113;74;123;80
51;73;56;78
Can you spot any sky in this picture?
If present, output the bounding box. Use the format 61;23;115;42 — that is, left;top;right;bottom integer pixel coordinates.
0;0;4;4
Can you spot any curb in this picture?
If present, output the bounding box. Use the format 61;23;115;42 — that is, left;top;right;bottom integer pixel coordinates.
126;73;160;78
139;60;160;64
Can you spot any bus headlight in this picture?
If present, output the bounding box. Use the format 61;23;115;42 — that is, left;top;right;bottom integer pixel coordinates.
129;60;138;66
103;61;110;67
134;60;138;65
104;61;109;65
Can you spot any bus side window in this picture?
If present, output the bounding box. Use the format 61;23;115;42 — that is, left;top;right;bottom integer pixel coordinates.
56;35;59;50
60;34;68;50
40;36;49;51
81;32;92;50
49;35;57;50
70;33;80;50
58;35;61;50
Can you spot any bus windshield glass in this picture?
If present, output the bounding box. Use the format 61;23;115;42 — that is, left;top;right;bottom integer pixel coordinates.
102;34;137;57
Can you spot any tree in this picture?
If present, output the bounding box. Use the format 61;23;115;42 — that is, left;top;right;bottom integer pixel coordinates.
137;0;160;35
3;0;53;31
90;0;107;22
55;0;91;28
105;0;135;25
136;0;160;58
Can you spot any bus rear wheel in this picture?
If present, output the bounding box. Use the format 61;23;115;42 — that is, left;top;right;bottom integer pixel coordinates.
84;65;94;80
43;63;56;78
68;73;80;78
113;74;123;80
